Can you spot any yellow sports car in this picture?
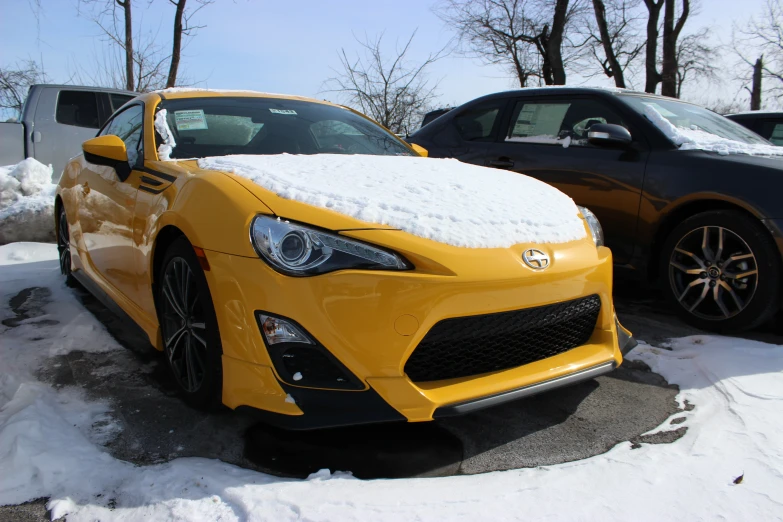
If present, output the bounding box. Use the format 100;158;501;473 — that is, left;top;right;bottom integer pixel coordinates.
55;89;635;429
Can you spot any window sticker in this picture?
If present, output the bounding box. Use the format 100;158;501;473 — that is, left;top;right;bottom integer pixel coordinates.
269;109;297;115
174;109;208;130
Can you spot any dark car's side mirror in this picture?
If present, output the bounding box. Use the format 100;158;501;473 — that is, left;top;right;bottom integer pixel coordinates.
587;123;632;147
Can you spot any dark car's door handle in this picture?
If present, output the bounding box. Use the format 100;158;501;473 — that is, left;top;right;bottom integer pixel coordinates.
489;158;515;169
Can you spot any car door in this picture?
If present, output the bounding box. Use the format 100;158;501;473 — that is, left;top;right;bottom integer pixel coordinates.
755;119;783;145
482;95;648;264
77;103;145;301
423;98;509;165
33;88;103;181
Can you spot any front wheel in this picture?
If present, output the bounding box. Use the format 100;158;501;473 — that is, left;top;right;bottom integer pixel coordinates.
57;205;77;287
157;237;224;410
660;210;780;332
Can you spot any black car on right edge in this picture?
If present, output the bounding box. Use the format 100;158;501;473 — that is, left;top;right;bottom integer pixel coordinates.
409;88;783;332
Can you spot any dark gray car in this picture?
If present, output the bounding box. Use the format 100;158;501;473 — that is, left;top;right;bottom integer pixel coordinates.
410;88;783;332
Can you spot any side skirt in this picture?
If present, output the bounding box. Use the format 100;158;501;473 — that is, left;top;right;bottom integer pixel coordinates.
71;270;151;345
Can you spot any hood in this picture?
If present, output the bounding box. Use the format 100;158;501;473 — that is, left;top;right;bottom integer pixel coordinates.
196;154;587;249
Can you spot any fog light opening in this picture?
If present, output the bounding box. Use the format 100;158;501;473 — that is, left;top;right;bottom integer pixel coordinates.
258;314;314;346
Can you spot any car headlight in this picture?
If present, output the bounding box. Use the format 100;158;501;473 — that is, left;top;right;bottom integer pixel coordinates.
578;206;604;247
250;215;411;276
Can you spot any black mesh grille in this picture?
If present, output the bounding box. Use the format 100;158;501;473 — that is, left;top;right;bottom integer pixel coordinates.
404;295;601;382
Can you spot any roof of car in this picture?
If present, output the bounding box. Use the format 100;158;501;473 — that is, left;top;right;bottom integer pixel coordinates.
151;88;336;106
726;111;783;119
467;86;697;106
32;84;136;95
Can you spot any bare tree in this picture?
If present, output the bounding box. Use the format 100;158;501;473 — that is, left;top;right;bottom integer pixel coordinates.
674;28;718;98
325;32;444;135
750;56;763;110
660;0;690;97
79;0;212;92
642;0;663;93
734;0;783;103
0;60;49;121
166;0;212;88
436;0;587;87
587;0;645;88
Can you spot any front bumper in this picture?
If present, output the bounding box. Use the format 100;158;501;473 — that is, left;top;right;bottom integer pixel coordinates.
204;243;631;429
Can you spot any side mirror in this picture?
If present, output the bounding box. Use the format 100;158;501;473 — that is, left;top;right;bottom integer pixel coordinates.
82;135;131;180
587;123;632;147
410;143;429;157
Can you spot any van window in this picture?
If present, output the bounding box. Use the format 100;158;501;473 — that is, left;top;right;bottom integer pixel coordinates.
56;91;100;129
110;94;135;112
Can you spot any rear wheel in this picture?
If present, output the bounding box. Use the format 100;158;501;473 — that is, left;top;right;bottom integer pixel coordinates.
157;237;223;410
57;205;77;287
661;210;780;332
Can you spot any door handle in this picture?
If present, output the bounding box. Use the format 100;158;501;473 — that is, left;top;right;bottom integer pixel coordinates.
82;182;90;195
489;158;515;169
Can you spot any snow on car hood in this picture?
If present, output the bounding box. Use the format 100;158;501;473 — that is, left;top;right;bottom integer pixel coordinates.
198;154;586;248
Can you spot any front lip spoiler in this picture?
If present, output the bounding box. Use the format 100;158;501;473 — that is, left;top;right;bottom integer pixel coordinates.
432;361;618;418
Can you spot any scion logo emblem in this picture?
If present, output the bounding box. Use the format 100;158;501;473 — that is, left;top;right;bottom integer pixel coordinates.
522;248;550;270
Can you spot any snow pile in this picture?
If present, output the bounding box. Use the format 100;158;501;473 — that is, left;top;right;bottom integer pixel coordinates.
644;105;783;156
0;158;56;244
154;109;177;160
199;154;586;248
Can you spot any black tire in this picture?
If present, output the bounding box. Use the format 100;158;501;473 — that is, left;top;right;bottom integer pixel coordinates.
660;210;780;332
156;236;224;410
57;205;78;288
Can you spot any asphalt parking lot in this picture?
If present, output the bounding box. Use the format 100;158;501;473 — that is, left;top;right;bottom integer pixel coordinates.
5;278;783;521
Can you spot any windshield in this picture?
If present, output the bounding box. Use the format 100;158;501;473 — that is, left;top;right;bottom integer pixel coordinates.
154;97;413;160
619;95;770;145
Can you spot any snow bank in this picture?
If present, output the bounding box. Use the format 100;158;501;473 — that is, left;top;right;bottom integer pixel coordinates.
199;154;586;248
644;105;783;156
3;243;783;521
0;159;56;244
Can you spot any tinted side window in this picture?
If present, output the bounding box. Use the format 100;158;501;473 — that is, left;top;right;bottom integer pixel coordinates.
759;121;783;146
56;90;100;129
101;105;144;166
110;94;135;112
453;101;504;141
507;98;627;147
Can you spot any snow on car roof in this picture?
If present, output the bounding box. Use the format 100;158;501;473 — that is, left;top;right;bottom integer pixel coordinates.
198;154;587;248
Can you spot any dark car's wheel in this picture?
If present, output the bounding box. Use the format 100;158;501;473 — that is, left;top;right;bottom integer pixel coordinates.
661;210;780;332
57;205;77;287
157;236;223;410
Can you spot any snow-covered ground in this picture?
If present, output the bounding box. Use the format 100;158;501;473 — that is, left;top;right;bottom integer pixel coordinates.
1;242;782;521
0;158;57;245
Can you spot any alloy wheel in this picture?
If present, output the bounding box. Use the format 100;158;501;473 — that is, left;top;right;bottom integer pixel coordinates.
57;209;71;276
669;226;759;321
160;257;208;393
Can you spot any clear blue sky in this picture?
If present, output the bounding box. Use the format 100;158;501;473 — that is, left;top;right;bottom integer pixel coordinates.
0;0;768;108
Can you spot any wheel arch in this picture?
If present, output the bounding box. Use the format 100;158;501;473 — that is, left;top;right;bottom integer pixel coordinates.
151;224;189;294
647;196;773;282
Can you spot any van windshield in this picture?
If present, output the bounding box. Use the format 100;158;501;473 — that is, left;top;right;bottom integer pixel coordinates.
154;97;413;160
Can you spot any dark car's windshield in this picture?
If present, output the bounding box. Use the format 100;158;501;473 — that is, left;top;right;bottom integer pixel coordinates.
155;97;413;159
620;95;770;145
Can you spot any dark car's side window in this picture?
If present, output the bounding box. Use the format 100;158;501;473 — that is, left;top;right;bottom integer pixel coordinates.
56;90;100;129
100;105;144;167
453;101;505;141
506;98;627;147
759;121;783;146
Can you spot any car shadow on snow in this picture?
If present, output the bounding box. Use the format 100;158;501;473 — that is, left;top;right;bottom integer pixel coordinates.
22;280;687;482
